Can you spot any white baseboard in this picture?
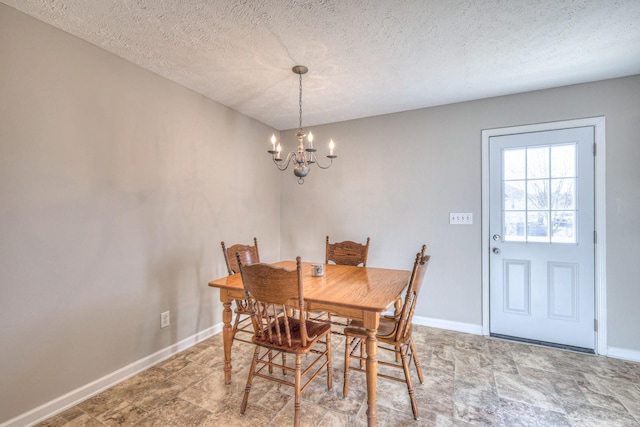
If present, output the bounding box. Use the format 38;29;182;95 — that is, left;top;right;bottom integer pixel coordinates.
1;324;221;427
412;316;640;364
412;315;484;335
607;346;640;363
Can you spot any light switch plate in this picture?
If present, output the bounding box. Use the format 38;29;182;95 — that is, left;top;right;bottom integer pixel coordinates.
450;212;473;225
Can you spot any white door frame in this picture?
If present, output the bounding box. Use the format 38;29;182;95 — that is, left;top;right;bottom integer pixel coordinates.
481;117;607;355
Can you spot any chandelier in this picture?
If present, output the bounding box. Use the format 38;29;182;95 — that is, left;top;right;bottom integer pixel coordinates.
268;65;337;184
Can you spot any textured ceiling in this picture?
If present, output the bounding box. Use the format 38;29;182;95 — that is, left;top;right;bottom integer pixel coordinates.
3;0;640;130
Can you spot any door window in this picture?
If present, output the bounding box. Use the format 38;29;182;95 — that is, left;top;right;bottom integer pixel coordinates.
503;143;577;244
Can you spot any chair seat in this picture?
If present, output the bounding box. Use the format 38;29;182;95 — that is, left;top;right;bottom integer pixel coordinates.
344;317;411;344
253;317;331;353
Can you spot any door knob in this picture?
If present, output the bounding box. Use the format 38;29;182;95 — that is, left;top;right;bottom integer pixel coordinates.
492;234;501;241
492;247;501;254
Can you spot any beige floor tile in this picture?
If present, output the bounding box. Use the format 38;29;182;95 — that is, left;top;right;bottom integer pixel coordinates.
35;326;640;427
34;415;68;427
95;400;148;427
135;397;211;427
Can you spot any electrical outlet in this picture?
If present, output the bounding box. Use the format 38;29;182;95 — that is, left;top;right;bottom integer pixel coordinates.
449;212;473;225
161;311;170;328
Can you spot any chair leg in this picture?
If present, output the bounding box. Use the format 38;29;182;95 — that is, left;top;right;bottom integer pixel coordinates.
294;354;302;427
400;345;419;420
326;334;333;390
409;339;424;383
240;346;261;415
282;352;287;376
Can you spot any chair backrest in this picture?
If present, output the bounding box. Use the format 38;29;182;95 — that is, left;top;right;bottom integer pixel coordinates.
394;245;431;342
325;235;370;266
236;256;313;347
221;237;259;274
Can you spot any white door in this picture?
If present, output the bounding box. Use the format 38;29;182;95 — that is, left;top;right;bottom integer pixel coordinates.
489;126;595;350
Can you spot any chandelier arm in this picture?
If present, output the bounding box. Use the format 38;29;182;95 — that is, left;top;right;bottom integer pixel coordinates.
309;152;335;169
272;152;297;171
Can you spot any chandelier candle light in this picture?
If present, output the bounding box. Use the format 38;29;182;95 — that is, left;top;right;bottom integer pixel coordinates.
268;65;337;184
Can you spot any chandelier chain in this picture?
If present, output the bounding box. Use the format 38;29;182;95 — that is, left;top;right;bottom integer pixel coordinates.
298;71;303;132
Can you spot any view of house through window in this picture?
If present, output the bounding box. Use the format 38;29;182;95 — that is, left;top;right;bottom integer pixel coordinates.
502;143;577;243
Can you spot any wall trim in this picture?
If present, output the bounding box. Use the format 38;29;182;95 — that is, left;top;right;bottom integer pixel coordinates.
480;116;607;355
1;324;221;427
413;316;640;364
607;347;640;363
413;315;483;335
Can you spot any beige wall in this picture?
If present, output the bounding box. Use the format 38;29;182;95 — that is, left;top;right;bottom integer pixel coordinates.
280;75;640;352
0;4;280;422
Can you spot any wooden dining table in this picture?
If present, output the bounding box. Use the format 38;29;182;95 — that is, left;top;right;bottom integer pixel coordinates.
208;260;411;426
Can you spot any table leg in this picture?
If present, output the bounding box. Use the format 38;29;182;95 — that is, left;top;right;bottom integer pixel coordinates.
364;312;380;427
221;298;233;385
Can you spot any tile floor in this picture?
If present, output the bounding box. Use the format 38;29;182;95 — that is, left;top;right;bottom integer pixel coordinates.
37;326;640;426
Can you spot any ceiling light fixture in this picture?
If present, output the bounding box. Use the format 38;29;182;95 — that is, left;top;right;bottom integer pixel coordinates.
268;65;337;184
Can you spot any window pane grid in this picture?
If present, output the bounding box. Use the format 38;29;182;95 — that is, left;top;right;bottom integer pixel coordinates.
502;144;577;244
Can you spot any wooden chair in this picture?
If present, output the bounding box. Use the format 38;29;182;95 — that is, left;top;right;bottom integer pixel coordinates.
220;238;259;343
237;256;333;427
325;235;370;266
322;236;371;330
343;245;430;420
